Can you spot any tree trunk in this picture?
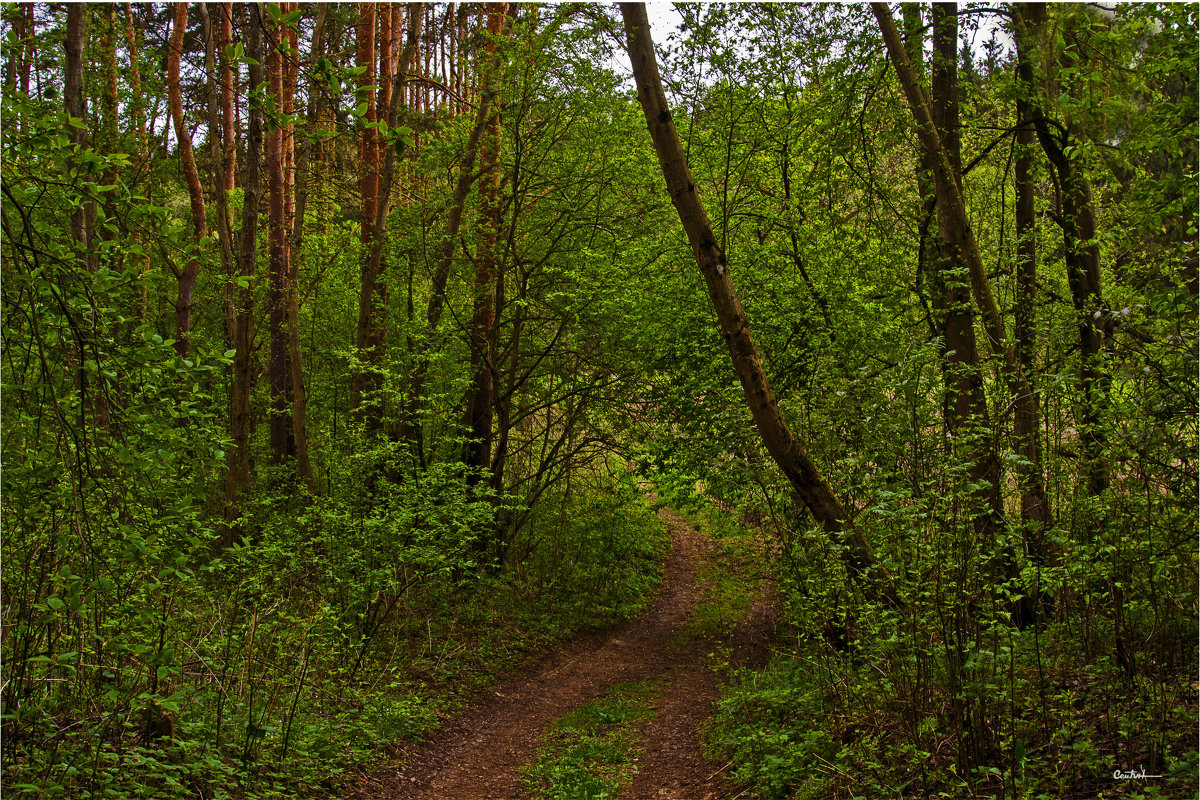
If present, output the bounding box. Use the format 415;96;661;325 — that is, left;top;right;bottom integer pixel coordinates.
931;3;1002;537
223;3;265;543
352;4;424;436
872;3;1010;369
123;3;150;321
64;5;88;257
168;2;207;359
350;2;381;426
267;9;292;462
221;2;236;192
1012;3;1110;506
199;1;235;333
287;3;327;492
622;3;890;593
464;3;507;480
1012;6;1053;552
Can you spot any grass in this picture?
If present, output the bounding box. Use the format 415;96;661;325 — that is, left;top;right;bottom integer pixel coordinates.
521;681;662;800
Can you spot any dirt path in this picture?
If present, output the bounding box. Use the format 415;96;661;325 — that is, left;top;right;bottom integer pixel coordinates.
350;509;777;800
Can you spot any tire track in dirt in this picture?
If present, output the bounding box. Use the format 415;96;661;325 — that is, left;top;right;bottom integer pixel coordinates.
349;508;777;800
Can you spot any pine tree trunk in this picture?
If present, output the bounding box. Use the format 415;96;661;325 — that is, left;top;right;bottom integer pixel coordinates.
221;2;236;191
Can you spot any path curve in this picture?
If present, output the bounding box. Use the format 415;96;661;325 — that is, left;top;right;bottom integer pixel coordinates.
350;508;777;800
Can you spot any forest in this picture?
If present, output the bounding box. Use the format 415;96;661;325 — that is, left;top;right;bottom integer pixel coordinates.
1;2;1196;798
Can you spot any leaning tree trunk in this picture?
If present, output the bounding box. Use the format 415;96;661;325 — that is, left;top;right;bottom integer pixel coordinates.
168;3;207;359
621;3;889;595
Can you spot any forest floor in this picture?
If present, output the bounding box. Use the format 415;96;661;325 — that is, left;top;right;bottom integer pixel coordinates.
348;507;778;800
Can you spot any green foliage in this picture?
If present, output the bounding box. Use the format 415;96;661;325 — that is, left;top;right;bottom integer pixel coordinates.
3;2;1197;799
522;681;660;800
513;479;669;629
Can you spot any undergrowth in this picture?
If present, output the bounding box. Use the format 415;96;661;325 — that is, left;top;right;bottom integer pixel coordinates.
703;488;1198;800
2;475;668;799
521;681;661;800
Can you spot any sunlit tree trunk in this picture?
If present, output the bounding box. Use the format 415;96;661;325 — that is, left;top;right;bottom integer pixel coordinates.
622;3;891;596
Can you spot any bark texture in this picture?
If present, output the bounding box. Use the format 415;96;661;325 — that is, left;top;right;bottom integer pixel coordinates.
931;3;1002;536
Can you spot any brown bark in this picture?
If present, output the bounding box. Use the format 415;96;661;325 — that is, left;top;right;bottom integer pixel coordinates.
123;3;151;321
350;2;380;424
168;2;207;358
622;3;889;592
221;2;236;191
64;5;87;253
223;4;265;540
199;1;235;310
21;4;31;96
357;3;378;245
465;3;507;479
99;6;119;153
287;3;327;492
378;6;392;117
350;4;423;431
5;4;30;125
5;8;18;94
123;5;148;162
